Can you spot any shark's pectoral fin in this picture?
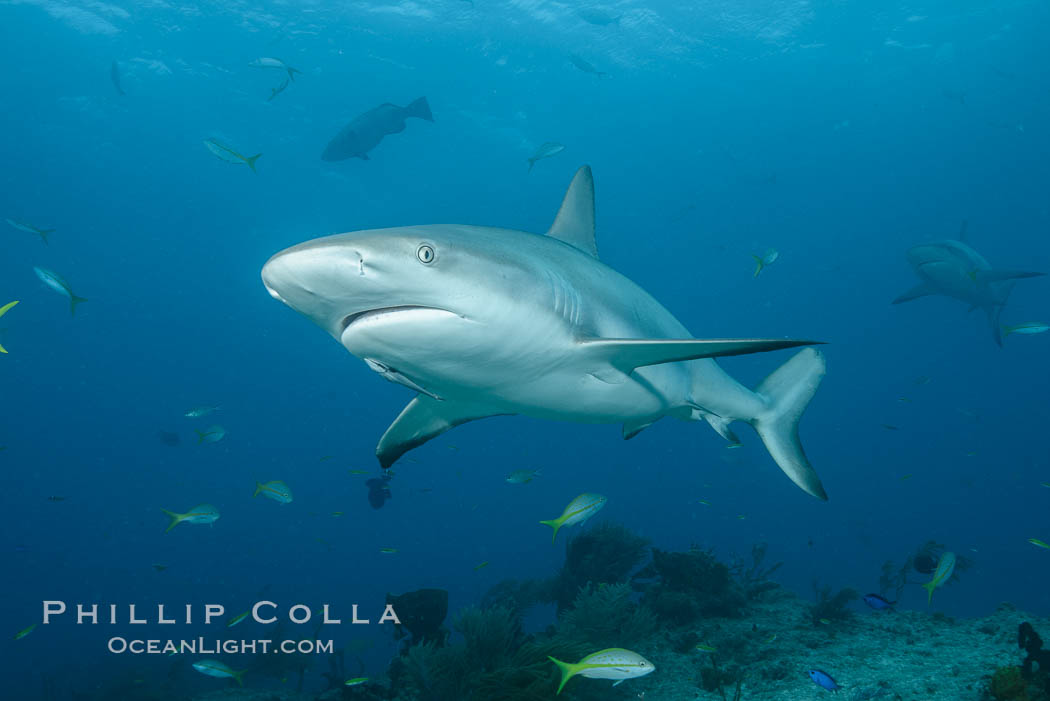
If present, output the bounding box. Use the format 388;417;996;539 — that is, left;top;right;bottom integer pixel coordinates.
376;395;509;468
580;337;821;378
976;269;1045;284
892;283;935;304
547;166;598;258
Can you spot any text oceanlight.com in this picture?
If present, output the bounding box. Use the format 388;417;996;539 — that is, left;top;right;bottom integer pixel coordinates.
108;637;335;655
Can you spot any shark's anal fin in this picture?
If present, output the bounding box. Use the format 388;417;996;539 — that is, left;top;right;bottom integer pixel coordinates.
376;395;508;468
580;338;821;383
547;166;598;258
892;283;935;304
622;417;657;440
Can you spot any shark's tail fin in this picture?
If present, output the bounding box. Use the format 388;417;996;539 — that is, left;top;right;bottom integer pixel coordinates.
749;347;828;500
406;96;433;122
70;295;87;316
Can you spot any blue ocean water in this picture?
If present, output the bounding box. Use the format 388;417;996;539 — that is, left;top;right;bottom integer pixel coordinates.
1;0;1048;698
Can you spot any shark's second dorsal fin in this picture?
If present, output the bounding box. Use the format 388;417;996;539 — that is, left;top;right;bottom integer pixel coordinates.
547;165;597;258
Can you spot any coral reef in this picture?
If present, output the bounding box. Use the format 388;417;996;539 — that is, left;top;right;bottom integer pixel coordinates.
988;665;1029;701
638;547;747;625
545;522;649;613
558;582;658;649
387;589;449;647
809;581;859;625
731;542;784;600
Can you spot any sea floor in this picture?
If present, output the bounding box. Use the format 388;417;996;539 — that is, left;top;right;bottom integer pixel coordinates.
186;589;1044;700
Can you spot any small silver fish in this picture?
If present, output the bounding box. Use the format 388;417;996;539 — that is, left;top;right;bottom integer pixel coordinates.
33;267;87;316
1003;321;1048;337
527;142;565;172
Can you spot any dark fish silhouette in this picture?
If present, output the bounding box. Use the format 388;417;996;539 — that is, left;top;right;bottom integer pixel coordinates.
366;475;392;509
268;78;289;102
321;97;433;161
158;430;180;447
569;53;607;77
110;61;125;96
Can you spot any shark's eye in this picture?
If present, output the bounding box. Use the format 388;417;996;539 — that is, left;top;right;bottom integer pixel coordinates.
416;244;435;265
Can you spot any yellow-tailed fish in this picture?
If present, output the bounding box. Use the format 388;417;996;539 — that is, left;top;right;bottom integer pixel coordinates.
540;493;607;543
319;455;334;462
161;504;220;532
697;499;711;506
151;563;168;571
1041;482;1050;489
764;633;777;643
921;551;956;605
380;547;398;554
695;643;717;652
0;300;19;353
6;218;53;244
348;469;370;475
1028;539;1050;550
331;511;344;517
474;561;489;570
226;610;250;627
192;659;246;686
184;406;219;418
254;480;293;504
548;648;654;695
14;623;36;640
751;248;779;277
1003;321;1049;337
818;618;831;625
345;677;369;686
203;139;261;172
33;267;87;316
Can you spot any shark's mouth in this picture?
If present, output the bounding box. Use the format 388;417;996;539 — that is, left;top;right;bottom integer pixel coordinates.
340;305;452;331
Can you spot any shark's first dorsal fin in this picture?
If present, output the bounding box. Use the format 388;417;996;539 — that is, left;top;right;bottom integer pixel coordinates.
547;165;597;258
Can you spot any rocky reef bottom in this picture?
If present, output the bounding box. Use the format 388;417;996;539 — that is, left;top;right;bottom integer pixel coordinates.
181;591;1045;701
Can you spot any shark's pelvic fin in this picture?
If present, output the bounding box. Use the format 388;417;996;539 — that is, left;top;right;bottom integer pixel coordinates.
376;395;508;468
581;337;820;384
547;165;597;258
892;283;935;304
623;416;658;439
750;348;827;500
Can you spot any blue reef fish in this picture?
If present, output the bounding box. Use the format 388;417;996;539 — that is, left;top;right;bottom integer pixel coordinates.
807;669;840;690
863;593;896;610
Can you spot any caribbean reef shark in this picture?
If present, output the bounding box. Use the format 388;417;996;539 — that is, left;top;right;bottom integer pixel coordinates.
893;223;1044;346
262;167;829;498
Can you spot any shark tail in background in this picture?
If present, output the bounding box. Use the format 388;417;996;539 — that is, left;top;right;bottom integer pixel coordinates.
245;154;262;173
286;67;301;81
406;96;433;122
747;347;828;500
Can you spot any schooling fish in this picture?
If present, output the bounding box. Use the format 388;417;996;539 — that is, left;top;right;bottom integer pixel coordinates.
161;504;220;532
249;57;301;81
110;61;125;96
548;648;654;694
1003;321;1049;337
752;248;779;277
6;218;53;245
807;669;840;691
0;300;18;354
863;593;896;610
192;659;246;686
506;469;541;484
528;142;565;172
14;624;36;640
322;97;433;161
184;406;220;418
196;425;227;443
203;139;261;172
226;610;250;627
568;53;608;77
33;267;87;316
254;480;293;504
540;493;606;543
921;551;956;604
